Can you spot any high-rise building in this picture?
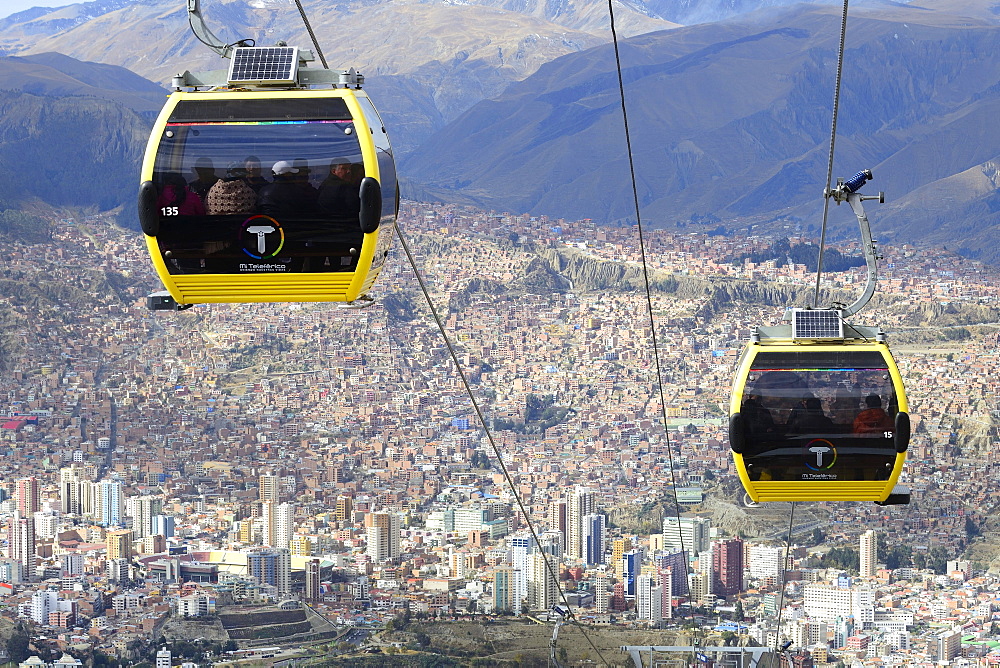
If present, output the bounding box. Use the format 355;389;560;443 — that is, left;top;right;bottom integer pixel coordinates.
622;549;642;596
33;509;61;541
582;513;606;566
932;630;962;663
62;553;85;576
594;573;610;614
98;479;124;527
365;511;401;563
657;567;673;619
30;590;59;625
125;495;162;539
567;487;595;560
259;474;280;503
82;480;101;517
712;538;744;598
107;558;129;583
275;502;295;550
290;535;312;556
142;534;167;555
526;552;560;611
611;537;632;578
493;567;516;613
548;500;567;542
305;558;321;602
8;512;36;576
15;477;40;517
860;529;877;578
688;571;710;604
637;573;663;623
0;559;25;584
237;519;254;544
748;545;785;582
59;465;85;515
803;584;874;623
335;496;353;522
653;550;689;596
261;501;277;546
156;647;171;668
247;548;291;595
662;517;710;558
508;533;531;611
152;515;175;538
106;529;134;561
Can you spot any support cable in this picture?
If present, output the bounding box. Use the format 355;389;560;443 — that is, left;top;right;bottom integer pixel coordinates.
813;0;851;307
605;0;693;592
393;220;610;666
293;0;329;69
771;502;797;667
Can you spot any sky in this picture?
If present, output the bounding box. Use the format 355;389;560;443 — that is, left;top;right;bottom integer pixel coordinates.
1;1;69;20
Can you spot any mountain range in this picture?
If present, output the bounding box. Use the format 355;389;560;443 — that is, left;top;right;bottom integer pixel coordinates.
2;0;1000;261
402;1;1000;257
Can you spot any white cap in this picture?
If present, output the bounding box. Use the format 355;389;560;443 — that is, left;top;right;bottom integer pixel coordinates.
272;160;299;175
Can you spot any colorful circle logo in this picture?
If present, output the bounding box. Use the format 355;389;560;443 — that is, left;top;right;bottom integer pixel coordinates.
803;439;837;470
239;215;285;259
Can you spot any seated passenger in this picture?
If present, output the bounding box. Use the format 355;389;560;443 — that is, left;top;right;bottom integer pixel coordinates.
257;161;308;217
206;162;257;215
244;155;269;192
787;397;835;435
853;394;895;435
158;172;205;216
742;393;776;438
292;158;319;212
188;157;220;201
317;158;360;222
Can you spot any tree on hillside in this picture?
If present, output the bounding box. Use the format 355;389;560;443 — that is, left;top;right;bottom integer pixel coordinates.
6;622;30;663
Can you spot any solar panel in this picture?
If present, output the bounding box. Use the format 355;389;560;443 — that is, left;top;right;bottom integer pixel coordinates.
791;309;843;340
228;47;299;85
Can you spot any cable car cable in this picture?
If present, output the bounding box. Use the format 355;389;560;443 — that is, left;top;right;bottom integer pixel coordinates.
770;502;796;667
292;0;329;69
392;219;611;667
605;0;694;598
813;0;851;307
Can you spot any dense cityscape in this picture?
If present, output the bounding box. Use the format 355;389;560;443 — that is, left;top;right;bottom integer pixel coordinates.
2;202;1000;666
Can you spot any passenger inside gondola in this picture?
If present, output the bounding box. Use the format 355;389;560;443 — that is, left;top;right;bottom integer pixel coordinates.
244;155;268;192
853;394;894;435
786;396;835;435
158;172;205;216
318;158;361;223
189;157;220;200
206;162;257;215
258;161;307;216
292;158;319;211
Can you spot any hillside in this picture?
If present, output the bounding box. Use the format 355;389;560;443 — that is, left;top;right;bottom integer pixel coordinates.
401;2;1000;259
0;88;150;210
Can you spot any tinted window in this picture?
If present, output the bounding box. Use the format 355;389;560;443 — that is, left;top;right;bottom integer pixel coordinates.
169;98;352;122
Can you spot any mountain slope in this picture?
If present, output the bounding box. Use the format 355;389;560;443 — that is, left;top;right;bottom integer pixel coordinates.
0;90;149;210
0;52;167;112
401;2;1000;258
0;0;675;154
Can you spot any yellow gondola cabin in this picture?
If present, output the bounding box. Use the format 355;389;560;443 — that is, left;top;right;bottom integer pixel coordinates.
729;311;910;505
138;48;396;307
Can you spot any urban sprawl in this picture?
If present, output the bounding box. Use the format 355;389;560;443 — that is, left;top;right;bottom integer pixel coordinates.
2;202;1000;666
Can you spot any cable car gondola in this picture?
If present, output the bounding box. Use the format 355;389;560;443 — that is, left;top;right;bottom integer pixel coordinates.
728;171;910;505
138;3;396;308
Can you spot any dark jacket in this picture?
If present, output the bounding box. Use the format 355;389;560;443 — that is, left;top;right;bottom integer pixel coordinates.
257;175;308;217
317;175;361;222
